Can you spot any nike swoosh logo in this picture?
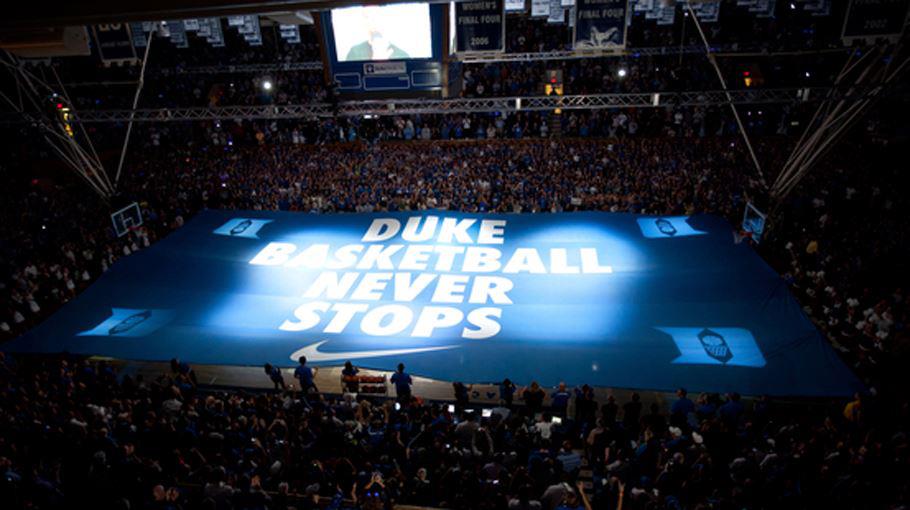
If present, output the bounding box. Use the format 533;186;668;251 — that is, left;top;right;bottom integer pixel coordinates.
289;341;459;363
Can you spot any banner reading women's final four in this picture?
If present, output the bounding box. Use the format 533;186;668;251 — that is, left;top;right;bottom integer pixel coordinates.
454;0;505;53
7;210;861;396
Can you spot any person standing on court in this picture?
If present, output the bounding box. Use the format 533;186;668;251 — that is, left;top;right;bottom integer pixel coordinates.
294;356;318;394
342;360;360;393
390;363;412;404
551;382;572;418
263;363;287;391
500;378;517;408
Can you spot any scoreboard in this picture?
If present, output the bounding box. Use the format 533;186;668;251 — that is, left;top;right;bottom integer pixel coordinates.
319;2;448;96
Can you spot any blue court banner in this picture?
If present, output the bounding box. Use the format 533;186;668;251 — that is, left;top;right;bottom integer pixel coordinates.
455;0;506;53
6;210;861;396
574;0;628;50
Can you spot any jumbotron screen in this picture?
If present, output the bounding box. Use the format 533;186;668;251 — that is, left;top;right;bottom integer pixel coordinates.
331;3;433;62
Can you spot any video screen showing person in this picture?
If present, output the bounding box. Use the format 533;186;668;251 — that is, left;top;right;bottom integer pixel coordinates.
331;3;433;62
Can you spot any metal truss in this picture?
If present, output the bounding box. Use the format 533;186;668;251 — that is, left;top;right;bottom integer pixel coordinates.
175;61;323;74
458;45;707;64
771;43;910;203
0;51;114;198
170;47;851;73
1;87;827;124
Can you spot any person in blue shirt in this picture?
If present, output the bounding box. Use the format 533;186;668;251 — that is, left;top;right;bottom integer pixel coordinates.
390;363;412;404
719;392;745;426
671;388;695;427
696;392;718;420
551;382;572;417
294;356;318;394
556;440;582;474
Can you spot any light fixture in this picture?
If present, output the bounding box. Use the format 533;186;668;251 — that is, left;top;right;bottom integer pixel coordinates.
617;68;627;78
262;80;273;91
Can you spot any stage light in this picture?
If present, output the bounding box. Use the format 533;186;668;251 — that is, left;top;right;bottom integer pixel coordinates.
805;71;811;78
262;80;273;91
617;68;627;78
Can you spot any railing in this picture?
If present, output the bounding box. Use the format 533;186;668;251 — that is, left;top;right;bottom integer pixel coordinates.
0;87;827;124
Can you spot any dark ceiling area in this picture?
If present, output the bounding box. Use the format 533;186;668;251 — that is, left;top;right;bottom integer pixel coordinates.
2;0;343;29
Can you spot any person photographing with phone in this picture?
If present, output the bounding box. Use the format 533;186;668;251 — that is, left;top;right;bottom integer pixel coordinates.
360;471;388;510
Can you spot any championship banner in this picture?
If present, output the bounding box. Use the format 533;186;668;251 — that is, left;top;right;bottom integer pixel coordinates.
93;23;138;64
531;0;551;17
130;22;148;48
842;0;910;44
167;20;189;48
749;0;776;18
505;0;526;12
691;0;721;22
7;210;861;396
574;0;629;50
204;18;225;47
548;0;566;23
454;0;505;53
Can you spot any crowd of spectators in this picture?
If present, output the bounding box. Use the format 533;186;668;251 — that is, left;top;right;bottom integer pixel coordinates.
0;345;906;510
1;120;908;510
66;99;799;161
59;49;837;112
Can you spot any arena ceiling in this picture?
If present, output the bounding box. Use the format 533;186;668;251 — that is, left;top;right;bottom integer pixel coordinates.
1;0;447;29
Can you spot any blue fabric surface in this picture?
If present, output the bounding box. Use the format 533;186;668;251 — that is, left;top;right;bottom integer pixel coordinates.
6;209;862;396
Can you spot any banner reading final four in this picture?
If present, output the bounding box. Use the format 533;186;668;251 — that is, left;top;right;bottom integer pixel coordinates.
455;0;505;53
7;210;861;396
573;0;628;50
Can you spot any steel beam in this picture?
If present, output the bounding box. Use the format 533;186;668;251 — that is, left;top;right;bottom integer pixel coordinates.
0;87;828;124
